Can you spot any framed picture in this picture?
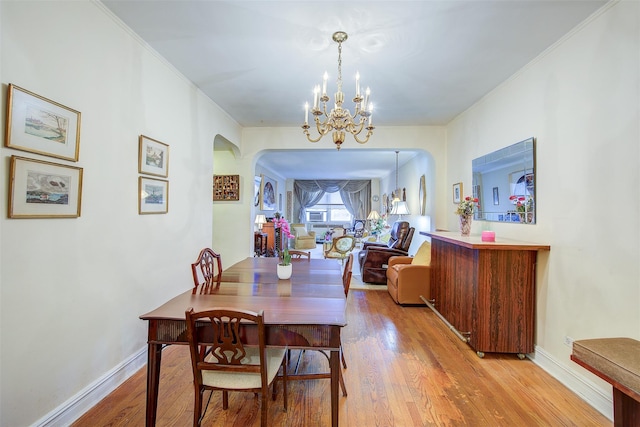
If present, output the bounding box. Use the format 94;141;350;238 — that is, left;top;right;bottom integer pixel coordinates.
260;174;277;211
253;176;261;207
5;84;81;161
419;175;427;215
453;182;463;204
138;135;169;177
213;174;239;201
139;176;168;214
493;187;499;205
8;155;83;218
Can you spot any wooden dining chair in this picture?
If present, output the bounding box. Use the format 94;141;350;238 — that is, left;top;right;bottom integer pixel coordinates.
185;307;288;427
288;250;311;260
191;248;223;289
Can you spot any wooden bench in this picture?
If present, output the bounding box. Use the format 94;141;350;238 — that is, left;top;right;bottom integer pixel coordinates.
571;338;640;427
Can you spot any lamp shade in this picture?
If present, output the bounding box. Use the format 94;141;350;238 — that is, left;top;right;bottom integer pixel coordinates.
367;210;380;220
254;214;267;225
390;201;410;216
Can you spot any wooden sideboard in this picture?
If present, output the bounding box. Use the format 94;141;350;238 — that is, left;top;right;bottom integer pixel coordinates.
421;231;550;358
262;222;288;256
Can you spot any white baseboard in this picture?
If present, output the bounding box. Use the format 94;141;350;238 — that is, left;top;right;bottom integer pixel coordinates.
34;346;148;427
530;345;613;421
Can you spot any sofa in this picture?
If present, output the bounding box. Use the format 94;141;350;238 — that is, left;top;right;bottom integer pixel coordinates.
386;241;431;305
290;223;316;250
358;221;414;284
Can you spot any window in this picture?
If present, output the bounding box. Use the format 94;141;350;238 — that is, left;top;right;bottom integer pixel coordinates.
306;192;353;224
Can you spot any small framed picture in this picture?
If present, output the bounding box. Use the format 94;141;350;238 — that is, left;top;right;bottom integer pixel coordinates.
453;182;463;204
138;135;169;177
493;187;499;205
8;155;83;218
5;84;81;161
260;174;277;211
139;176;168;214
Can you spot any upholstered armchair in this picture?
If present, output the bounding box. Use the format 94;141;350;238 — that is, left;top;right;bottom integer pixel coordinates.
358;221;415;284
386;241;431;305
290;223;316;250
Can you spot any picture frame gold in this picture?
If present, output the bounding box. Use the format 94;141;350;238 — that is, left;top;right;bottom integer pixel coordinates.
419;175;427;215
5;84;81;162
138;135;169;177
453;182;463;204
139;176;169;214
8;155;83;218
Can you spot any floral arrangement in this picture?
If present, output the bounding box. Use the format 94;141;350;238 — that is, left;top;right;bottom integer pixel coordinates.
455;196;479;216
323;230;333;241
371;214;389;235
509;195;533;213
272;216;294;239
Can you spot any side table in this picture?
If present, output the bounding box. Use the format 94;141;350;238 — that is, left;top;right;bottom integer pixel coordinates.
254;232;267;257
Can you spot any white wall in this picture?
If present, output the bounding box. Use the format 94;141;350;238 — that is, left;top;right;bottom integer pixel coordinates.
0;2;241;425
447;0;639;417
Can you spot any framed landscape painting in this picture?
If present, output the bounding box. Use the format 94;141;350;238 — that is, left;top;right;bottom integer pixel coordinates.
5;84;81;161
139;176;168;214
8;155;83;218
138;135;169;177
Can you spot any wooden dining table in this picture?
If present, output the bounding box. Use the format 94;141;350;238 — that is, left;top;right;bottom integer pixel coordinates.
140;256;347;426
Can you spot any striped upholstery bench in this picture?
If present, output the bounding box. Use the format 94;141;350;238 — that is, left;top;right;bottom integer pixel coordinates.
571;337;640;426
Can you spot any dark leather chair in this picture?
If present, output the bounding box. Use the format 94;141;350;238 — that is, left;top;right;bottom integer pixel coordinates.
358;221;415;284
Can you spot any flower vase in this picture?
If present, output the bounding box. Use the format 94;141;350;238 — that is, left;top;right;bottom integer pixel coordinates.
277;263;292;280
459;215;472;236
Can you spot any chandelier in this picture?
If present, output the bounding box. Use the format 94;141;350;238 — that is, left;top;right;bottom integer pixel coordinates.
302;31;374;150
390;150;410;218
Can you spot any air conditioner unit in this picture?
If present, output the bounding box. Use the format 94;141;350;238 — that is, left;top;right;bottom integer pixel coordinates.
308;211;326;222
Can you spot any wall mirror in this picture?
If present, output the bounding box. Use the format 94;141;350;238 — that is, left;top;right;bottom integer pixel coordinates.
472;137;535;224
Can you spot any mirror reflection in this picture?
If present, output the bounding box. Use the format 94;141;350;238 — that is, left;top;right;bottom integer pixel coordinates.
472;137;535;224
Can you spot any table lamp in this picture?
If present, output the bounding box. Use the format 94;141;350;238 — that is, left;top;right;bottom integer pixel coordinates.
254;214;267;232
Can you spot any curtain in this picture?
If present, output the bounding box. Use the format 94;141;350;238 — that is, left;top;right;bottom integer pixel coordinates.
294;180;371;222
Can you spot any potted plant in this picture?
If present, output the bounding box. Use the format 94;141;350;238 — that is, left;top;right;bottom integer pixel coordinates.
277;247;292;280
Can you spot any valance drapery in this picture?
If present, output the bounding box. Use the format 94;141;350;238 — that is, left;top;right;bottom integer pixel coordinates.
294;180;371;223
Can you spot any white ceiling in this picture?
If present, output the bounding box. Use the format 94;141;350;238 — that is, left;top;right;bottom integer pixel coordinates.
100;0;607;178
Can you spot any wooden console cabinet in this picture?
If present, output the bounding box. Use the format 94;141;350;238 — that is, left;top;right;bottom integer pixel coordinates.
422;231;550;358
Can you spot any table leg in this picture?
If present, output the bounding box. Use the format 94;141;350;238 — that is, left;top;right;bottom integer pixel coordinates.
145;343;163;426
330;348;339;427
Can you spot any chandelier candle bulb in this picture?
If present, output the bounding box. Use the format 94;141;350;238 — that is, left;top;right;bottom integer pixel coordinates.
322;72;328;96
304;103;309;124
356;72;360;96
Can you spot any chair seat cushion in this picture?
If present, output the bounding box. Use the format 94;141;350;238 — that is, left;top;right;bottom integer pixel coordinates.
202;347;286;390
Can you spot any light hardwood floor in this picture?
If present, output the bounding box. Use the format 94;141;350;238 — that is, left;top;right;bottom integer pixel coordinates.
72;283;610;426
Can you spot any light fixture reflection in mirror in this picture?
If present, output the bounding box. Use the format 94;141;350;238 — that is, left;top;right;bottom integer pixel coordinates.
472;137;535;224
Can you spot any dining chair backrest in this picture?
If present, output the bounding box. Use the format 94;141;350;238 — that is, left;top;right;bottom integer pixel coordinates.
191;248;223;289
288;250;311;260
